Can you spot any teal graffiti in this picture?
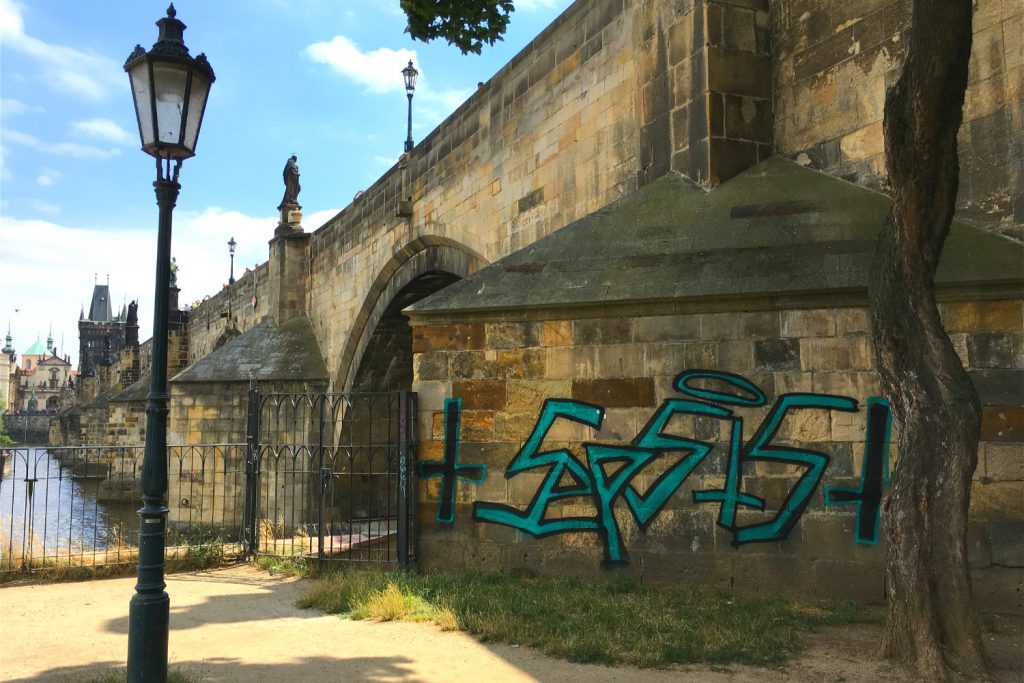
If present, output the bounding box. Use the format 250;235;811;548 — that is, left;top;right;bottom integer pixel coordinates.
585;444;657;564
418;398;486;524
696;392;859;546
628;399;735;527
674;370;767;407
456;369;888;564
473;399;602;537
824;397;892;545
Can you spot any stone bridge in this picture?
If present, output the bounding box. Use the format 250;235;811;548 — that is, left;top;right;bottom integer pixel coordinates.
65;0;1022;603
168;0;1021;446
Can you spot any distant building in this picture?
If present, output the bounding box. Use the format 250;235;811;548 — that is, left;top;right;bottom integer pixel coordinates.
14;333;73;411
1;324;14;412
78;282;128;377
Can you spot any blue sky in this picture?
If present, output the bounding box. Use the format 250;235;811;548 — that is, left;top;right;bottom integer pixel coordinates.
0;0;573;369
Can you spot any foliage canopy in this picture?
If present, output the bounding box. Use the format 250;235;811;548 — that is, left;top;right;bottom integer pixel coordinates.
400;0;515;54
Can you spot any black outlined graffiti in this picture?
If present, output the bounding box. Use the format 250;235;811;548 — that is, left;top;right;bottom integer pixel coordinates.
418;397;486;524
431;369;890;562
824;396;892;544
472;399;604;539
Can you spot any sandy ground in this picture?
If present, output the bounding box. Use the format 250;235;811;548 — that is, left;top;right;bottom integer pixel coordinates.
0;566;1020;682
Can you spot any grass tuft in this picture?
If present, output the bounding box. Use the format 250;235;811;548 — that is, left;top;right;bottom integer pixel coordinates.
299;568;884;668
253;554;314;578
76;667;201;682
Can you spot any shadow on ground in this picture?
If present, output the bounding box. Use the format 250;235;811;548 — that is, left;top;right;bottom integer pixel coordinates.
4;656;421;683
102;573;314;633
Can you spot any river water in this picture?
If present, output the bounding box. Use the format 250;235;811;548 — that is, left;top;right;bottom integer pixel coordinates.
0;447;141;565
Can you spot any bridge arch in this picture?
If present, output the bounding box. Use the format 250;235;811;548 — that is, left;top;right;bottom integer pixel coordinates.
336;236;487;393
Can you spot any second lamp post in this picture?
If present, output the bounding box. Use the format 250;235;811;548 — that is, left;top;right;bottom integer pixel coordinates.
228;236;236;285
403;60;418;152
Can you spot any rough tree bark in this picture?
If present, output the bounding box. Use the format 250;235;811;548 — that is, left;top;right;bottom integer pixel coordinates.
869;0;989;679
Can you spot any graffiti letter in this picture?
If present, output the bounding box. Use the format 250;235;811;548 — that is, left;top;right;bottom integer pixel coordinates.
631;399;739;526
824;397;892;544
675;369;767;407
731;393;859;545
691;417;767;529
585;444;657;565
473;399;602;537
418;398;486;524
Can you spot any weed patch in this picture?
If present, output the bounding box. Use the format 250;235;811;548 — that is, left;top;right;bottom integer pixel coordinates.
299;569;884;668
253;554;314;577
76;667;201;682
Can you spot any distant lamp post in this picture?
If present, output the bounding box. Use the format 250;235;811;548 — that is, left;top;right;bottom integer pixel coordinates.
402;60;419;153
228;236;237;285
123;5;214;681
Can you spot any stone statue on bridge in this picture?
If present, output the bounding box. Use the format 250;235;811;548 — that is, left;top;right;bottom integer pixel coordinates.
281;155;301;208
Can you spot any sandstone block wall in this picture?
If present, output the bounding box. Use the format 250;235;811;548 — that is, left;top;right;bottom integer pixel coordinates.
107;402;146;446
186;263;270;366
174;0;1020;409
410;298;1023;606
169;382;249;446
772;0;1023;234
306;0;649;391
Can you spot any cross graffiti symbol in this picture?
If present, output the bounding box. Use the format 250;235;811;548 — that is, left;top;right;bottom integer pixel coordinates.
418;397;486;524
823;396;892;544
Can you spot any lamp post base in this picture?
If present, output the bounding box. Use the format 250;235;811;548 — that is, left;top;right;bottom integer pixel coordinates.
127;588;169;681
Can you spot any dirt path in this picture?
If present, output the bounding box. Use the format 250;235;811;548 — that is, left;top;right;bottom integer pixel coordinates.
1;566;1020;682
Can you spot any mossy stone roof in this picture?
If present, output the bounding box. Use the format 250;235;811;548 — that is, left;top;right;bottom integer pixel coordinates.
408;157;1023;316
170;315;328;384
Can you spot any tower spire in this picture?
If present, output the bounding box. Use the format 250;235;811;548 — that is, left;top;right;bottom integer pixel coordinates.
2;320;13;355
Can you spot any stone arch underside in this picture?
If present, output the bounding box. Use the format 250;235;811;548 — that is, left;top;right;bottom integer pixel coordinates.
336;237;487;394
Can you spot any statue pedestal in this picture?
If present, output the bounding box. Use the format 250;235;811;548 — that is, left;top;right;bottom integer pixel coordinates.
275;202;303;236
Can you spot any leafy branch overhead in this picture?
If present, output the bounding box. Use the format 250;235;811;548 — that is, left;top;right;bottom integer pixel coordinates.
401;0;515;54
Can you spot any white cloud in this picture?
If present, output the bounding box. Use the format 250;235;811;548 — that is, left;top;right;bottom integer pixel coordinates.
516;0;565;10
305;35;472;129
27;198;59;214
417;87;474;125
0;203;342;367
0;97;43;116
305;36;416;95
5;129;120;159
0;215;154;367
71;118;133;145
35;168;61;187
0;0;122;101
0;0;23;35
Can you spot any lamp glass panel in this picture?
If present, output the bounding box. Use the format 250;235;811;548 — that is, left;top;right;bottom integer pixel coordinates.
152;62;188;145
129;61;155;148
182;69;211;153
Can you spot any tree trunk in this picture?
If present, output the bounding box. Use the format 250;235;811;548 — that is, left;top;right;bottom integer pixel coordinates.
869;0;989;679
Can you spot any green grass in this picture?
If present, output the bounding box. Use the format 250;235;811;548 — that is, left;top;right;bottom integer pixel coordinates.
0;540;232;585
298;569;882;668
253;554;316;577
75;668;201;682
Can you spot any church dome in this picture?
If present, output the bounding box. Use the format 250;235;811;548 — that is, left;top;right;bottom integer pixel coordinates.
23;338;49;356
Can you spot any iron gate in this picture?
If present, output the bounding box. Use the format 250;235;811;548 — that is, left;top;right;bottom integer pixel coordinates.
242;382;418;568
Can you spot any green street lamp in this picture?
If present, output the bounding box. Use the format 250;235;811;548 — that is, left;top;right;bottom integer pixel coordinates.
123;5;214;681
402;60;418;153
228;236;237;285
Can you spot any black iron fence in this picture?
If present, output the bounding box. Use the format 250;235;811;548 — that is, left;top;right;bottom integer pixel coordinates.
0;444;248;573
0;387;417;576
248;385;417;568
